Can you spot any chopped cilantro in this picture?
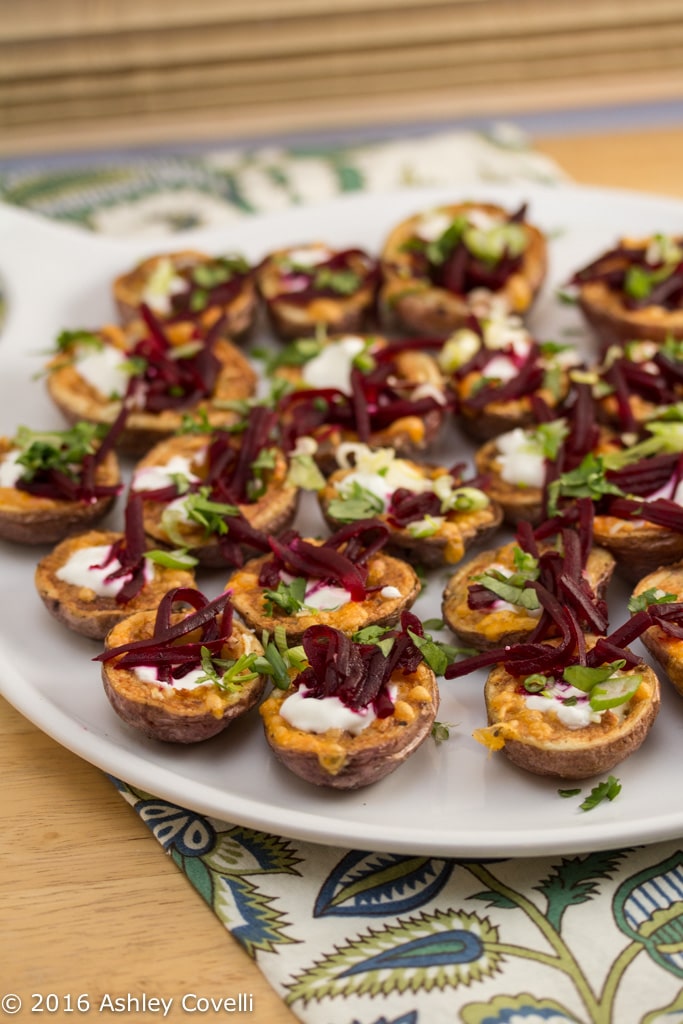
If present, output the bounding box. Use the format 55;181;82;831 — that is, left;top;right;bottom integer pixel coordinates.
313;267;362;295
327;481;385;522
13;422;105;482
580;776;622;811
431;721;454;745
263;576;308;616
628;588;677;613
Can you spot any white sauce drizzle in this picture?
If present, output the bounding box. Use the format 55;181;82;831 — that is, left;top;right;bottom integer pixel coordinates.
495;428;547;488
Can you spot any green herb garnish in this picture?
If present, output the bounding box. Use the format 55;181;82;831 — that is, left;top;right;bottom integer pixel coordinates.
263;577;308;616
628;588;678;613
13;422;105;482
580;775;622;811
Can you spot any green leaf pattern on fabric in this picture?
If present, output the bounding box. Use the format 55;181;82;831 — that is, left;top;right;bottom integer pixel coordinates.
116;781;683;1024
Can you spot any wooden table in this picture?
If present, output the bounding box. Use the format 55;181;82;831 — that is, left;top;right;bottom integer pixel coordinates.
2;123;682;1023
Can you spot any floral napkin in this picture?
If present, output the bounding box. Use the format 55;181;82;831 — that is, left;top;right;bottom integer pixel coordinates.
4;123;682;1024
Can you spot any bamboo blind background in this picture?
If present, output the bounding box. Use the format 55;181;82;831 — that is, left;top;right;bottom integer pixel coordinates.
2;0;683;156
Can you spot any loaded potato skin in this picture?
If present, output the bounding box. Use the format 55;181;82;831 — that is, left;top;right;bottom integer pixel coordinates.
379;201;548;336
98;591;267;743
478;655;660;779
259;619;440;789
261;660;438;789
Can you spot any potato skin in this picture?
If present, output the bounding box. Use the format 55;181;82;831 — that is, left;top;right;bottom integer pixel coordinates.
480;656;660;779
0;439;120;545
442;541;616;650
473;437;545;526
260;661;439;789
45;327;258;456
134;434;299;567
278;344;448;475
113;249;258;341
34;529;196;639
227;547;421;642
101;613;266;743
453;375;571;443
593;514;683;583
379;201;547;336
255;243;378;339
319;463;502;568
577;279;683;347
632;564;683;696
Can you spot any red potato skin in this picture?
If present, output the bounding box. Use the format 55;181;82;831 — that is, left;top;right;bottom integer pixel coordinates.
113;249;258;342
0;440;121;545
45;327;258;457
259;661;439;789
478;648;660;780
378;201;548;336
101;613;267;743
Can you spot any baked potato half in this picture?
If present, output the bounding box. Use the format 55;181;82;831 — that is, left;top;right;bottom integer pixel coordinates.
570;233;683;346
318;441;501;568
0;426;120;545
259;618;439;789
131;426;299;568
442;539;615;651
476;650;660;779
255;242;379;339
378;200;547;336
226;521;421;643
35;528;196;640
112;249;258;341
276;337;448;475
98;588;267;743
45;320;258;456
631;564;683;696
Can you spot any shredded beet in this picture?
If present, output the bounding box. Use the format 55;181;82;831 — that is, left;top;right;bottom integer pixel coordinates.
123;305;224;413
387;488;442;527
466;500;608;635
264;247;379;305
258;520;390;602
462;349;545;410
605;495;683;533
94;493;149;604
570;240;683;310
14;407;128;504
294;610;426;714
445;593;675;681
163;256;252;321
95;588;235;684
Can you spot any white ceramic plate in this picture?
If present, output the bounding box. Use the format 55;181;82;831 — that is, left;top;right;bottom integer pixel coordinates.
3;183;683;859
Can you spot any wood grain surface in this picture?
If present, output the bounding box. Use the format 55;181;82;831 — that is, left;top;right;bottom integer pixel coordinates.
2;125;683;1023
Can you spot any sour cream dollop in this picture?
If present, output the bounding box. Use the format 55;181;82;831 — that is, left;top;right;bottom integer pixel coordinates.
56;544;153;597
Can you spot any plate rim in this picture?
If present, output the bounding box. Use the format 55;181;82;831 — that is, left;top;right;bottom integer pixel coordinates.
4;180;683;858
